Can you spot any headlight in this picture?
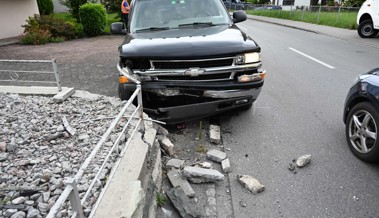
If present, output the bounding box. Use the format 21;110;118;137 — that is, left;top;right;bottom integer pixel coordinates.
235;53;261;65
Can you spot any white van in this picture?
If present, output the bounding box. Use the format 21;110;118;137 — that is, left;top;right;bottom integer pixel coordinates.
357;0;379;38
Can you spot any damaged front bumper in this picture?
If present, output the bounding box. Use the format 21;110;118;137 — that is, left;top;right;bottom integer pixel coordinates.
117;62;265;123
119;79;263;123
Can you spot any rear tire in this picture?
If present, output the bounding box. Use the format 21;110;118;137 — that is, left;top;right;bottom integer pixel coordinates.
358;20;379;38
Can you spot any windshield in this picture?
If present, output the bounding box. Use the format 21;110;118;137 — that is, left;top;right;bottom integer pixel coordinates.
130;0;230;33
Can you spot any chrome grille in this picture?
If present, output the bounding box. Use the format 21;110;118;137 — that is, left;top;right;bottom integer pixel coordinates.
151;57;234;69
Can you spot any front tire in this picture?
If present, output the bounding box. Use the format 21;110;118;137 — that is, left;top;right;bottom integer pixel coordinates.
358;20;379;38
118;84;133;101
345;102;379;162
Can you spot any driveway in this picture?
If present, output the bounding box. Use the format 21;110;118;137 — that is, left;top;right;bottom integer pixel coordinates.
0;35;123;97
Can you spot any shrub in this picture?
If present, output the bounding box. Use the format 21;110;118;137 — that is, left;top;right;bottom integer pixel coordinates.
38;15;77;39
50;36;66;43
80;3;107;36
66;21;84;38
20;29;51;45
37;0;54;15
22;15;83;44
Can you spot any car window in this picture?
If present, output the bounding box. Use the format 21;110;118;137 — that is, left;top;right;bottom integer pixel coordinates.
130;0;230;33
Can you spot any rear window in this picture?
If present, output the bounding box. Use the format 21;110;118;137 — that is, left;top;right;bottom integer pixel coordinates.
130;0;230;33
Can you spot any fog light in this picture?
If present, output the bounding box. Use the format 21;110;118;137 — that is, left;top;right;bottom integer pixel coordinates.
119;76;128;84
235;99;249;105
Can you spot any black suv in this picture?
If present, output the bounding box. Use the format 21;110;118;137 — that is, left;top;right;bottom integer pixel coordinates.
111;0;266;124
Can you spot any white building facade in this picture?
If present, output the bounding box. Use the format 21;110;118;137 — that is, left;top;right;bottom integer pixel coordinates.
0;0;40;40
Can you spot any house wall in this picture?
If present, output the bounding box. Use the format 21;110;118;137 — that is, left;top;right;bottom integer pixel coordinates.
0;0;40;40
276;0;312;8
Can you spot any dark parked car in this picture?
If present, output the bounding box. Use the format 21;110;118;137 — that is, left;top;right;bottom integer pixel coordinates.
223;0;247;10
254;5;282;10
344;68;379;162
111;0;265;124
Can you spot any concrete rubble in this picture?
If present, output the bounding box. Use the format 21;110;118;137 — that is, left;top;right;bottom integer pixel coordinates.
166;159;185;169
166;187;201;218
237;175;265;194
167;169;195;198
221;158;231;173
209;124;222;145
206;149;227;163
182;166;224;183
196;162;212;169
296;154;311;167
158;136;175;156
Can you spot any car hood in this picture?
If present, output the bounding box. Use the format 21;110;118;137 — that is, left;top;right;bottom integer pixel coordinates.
119;25;260;59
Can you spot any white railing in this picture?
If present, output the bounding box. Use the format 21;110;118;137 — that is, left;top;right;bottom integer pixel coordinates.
46;84;145;218
0;59;62;91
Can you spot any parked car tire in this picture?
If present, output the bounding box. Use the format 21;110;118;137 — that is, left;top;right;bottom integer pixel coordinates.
345;102;379;162
118;84;133;101
357;20;379;38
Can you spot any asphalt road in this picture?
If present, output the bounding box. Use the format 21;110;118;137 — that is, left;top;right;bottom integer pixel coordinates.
221;20;379;217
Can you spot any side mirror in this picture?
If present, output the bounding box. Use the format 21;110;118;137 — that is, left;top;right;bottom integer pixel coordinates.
232;10;247;23
110;22;127;35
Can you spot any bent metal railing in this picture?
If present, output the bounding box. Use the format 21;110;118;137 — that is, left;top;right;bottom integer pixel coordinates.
0;59;62;91
46;82;145;218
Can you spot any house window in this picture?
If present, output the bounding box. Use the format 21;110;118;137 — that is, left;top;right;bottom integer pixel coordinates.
283;0;294;5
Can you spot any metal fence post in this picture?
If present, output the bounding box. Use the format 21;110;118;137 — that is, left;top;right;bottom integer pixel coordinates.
52;59;62;92
137;84;145;132
336;6;341;22
66;178;84;218
317;5;322;23
302;6;305;21
289;5;292;19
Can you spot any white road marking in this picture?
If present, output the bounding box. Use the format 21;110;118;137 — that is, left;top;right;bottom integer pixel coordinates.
289;47;335;69
239;26;248;31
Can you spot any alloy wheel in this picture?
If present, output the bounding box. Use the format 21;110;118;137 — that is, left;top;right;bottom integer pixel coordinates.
348;109;378;154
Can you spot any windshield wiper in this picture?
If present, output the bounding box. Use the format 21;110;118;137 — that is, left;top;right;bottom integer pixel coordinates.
136;27;170;32
178;22;215;27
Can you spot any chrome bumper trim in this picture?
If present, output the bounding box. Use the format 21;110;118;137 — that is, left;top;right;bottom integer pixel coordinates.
203;88;261;99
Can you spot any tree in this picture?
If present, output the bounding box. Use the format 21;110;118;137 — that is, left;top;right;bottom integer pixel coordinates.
59;0;88;19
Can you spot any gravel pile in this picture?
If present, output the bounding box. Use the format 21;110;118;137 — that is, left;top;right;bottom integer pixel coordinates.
0;92;137;218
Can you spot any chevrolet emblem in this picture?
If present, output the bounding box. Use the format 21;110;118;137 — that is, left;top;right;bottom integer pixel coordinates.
184;68;205;77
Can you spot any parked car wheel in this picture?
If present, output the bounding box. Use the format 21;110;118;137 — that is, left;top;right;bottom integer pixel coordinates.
346;102;379;162
358;20;379;38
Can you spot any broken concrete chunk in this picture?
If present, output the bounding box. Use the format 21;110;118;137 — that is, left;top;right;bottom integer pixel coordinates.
296;154;311;167
166;187;201;218
167;169;195;198
182;166;224;183
154;124;169;136
288;163;297;173
237;175;265;194
197;162;212;169
206;149;226;163
166;159;185;169
221;158;231;173
158;136;174;156
209;124;222;145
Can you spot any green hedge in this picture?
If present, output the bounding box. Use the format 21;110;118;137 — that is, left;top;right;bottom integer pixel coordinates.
21;15;84;45
80;3;107;36
37;0;54;15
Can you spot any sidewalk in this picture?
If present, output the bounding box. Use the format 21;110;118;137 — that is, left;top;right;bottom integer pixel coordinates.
247;14;379;49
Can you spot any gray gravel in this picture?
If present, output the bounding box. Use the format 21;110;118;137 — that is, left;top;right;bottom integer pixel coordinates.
0;92;137;217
